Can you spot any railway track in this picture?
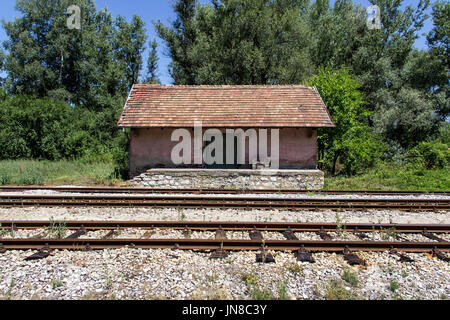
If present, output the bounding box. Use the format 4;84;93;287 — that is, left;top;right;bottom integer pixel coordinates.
1;220;449;233
0;194;449;211
0;186;449;196
1;221;449;264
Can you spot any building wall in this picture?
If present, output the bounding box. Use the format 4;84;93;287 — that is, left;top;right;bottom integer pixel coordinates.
129;127;317;177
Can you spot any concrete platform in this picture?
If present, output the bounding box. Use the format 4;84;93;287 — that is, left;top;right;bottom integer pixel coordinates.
129;168;324;190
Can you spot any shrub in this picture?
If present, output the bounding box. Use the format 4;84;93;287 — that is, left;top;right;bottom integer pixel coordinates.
407;140;449;169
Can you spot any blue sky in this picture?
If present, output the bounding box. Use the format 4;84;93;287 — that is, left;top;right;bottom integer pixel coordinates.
0;0;436;84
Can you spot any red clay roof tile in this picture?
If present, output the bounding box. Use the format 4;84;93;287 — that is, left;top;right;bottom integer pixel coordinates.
117;84;335;128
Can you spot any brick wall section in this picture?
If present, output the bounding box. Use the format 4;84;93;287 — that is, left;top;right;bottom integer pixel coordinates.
129;128;318;177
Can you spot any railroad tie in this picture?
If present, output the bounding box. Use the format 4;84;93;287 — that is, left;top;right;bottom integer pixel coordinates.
215;226;227;240
422;229;448;243
343;247;365;266
282;227;298;240
103;226;121;239
65;225;87;239
353;227;368;240
24;243;51;261
249;227;263;240
389;248;414;263
318;227;332;241
295;245;315;263
210;242;228;259
432;248;449;262
255;245;275;263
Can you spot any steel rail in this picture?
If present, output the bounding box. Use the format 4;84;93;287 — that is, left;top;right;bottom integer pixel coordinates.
0;195;448;210
0;186;448;196
1;220;450;233
1;238;449;252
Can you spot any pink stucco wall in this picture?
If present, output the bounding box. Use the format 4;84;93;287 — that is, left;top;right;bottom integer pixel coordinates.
129;128;317;176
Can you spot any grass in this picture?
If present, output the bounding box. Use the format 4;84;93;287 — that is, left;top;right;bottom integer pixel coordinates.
284;262;303;275
0;160;121;186
1;160;447;191
342;268;358;287
47;217;68;239
324;280;359;300
324;162;450;191
381;227;398;241
390;280;400;293
51;279;63;289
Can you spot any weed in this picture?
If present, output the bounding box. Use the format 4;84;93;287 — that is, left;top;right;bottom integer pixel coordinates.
382;227;397;240
51;279;63;289
342;268;358;287
285;262;303;275
0;223;9;237
47;217;67;239
250;286;274;300
178;210;186;221
206;273;219;283
277;281;290;300
0;172;11;185
5;279;14;300
389;280;400;292
241;272;258;286
324;280;359;300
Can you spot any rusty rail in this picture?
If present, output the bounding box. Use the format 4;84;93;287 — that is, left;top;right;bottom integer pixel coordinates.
1;220;449;233
0;186;448;196
0;195;448;211
1;238;449;253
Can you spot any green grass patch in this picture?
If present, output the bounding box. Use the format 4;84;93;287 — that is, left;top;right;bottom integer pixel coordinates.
342;268;358;287
0;160;121;186
324;162;450;191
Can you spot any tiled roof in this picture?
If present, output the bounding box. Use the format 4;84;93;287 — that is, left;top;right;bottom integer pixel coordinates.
117;84;335;128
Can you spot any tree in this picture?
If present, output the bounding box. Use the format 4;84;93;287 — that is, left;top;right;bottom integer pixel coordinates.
114;15;147;90
2;0;147;110
306;68;383;175
144;39;160;84
425;0;449;120
154;0;200;84
155;0;314;84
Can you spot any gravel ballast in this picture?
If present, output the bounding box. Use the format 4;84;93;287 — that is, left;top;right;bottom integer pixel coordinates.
0;191;448;300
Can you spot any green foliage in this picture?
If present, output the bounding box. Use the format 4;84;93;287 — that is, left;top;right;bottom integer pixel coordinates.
155;0;314;85
0;95;75;160
0;0;447;181
144;39;160;84
342;268;359;287
307;68;384;175
0;160;119;186
2;0;147;111
390;280;400;293
324;161;450;191
407;140;449;169
324;280;359;300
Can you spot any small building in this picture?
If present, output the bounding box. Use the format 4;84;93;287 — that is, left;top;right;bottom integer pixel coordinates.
118;84;334;190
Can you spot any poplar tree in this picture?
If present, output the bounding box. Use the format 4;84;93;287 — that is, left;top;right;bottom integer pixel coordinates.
144;39;160;84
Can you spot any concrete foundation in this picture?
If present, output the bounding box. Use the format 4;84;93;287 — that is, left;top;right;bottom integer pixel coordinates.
128;168;324;190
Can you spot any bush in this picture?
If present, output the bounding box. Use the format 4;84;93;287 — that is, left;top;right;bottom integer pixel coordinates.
0;93;129;179
307;68;384;176
407;140;449;169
